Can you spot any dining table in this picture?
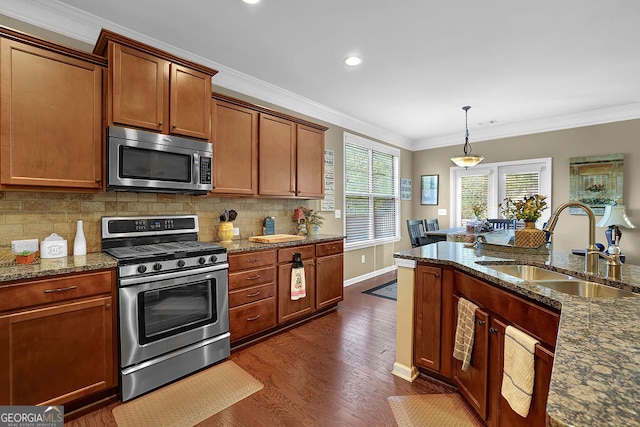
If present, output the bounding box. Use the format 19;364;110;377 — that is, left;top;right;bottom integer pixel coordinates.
422;226;514;245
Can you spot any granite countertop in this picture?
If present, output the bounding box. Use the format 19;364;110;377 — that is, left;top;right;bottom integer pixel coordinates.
393;242;640;427
0;252;118;283
215;234;345;254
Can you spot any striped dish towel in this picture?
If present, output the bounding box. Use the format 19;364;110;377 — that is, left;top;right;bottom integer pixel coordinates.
290;266;306;300
501;325;539;418
452;297;479;371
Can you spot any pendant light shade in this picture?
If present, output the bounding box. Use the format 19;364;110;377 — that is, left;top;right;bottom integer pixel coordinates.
451;106;484;168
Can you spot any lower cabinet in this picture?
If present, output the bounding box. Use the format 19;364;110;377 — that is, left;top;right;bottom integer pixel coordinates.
277;245;316;324
451;271;559;426
0;270;116;406
315;241;344;310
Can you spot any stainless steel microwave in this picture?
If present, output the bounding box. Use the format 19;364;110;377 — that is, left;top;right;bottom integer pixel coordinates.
107;126;212;195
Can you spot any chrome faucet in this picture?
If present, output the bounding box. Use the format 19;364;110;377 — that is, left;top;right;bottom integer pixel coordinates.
543;201;601;275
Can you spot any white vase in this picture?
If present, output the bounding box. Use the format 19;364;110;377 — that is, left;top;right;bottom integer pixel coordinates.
74;219;87;256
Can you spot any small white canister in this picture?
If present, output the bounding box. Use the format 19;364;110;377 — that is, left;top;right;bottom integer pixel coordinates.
40;233;68;259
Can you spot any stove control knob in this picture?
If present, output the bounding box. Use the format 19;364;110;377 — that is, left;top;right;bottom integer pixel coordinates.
177;259;186;268
198;257;206;265
153;263;163;271
209;255;218;263
137;265;147;274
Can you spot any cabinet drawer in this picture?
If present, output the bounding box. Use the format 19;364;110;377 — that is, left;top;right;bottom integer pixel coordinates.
0;270;113;313
454;271;560;347
228;265;275;291
316;240;343;257
229;283;275;308
278;245;314;263
228;250;276;272
229;297;276;341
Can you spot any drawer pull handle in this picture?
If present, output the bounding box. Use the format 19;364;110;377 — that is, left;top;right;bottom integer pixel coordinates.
44;286;77;294
246;291;261;297
246;275;261;280
489;327;498;333
246;259;261;263
478;320;486;326
247;314;261;321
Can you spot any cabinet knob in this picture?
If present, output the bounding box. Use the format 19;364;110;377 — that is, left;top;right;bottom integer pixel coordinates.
172;124;177;129
105;303;112;309
489;327;498;333
158;122;163;126
478;320;486;326
95;178;102;183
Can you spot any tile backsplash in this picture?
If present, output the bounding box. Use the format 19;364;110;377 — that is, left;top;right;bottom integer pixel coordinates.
0;191;308;254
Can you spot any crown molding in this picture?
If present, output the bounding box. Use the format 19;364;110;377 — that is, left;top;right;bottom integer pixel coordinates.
2;1;638;153
412;103;640;151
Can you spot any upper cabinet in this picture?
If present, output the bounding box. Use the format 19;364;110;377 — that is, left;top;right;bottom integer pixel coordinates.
0;27;106;190
211;93;327;198
94;29;216;141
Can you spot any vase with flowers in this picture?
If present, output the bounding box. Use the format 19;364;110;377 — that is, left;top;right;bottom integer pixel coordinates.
501;194;549;247
294;206;324;237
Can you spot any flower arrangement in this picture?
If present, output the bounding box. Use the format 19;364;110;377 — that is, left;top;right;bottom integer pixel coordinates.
500;194;548;222
300;207;324;227
472;201;486;218
585;183;606;192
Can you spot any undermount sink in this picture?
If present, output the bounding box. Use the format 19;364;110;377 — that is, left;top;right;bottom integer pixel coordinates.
487;264;572;281
485;264;639;298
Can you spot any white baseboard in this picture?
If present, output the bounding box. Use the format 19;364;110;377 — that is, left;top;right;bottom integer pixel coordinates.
344;265;398;287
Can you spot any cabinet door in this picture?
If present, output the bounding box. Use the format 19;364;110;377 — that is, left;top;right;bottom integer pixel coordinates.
110;43;168;132
0;296;115;405
315;253;344;310
211;100;258;195
170;64;211;140
488;317;554;427
278;259;316;324
296;124;324;198
414;265;442;372
0;39;103;189
452;295;490;420
259;114;296;196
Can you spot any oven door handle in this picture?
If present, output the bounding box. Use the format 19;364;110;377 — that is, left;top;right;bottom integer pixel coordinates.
119;263;229;287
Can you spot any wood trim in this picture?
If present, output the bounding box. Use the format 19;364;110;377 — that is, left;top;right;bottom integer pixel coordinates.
0;25;106;66
93;28;217;76
212;92;329;131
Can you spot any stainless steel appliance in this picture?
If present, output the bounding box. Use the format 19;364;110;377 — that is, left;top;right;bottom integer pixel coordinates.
102;215;229;401
106;126;213;195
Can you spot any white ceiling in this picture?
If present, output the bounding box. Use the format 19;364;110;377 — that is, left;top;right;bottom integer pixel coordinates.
3;0;640;151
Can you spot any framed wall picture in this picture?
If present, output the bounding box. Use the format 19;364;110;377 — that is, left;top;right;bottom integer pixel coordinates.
569;154;624;215
421;175;439;205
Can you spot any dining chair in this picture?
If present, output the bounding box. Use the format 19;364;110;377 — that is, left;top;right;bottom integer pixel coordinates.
487;218;517;230
407;219;427;248
424;218;440;231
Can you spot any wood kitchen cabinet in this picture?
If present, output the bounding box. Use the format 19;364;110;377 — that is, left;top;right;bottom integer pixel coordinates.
0;270;116;406
211;99;259;195
413;264;454;378
0;28;105;190
452;271;559;426
228;250;277;343
94;29;216;140
296;124;325;198
315;240;344;310
277;245;316;323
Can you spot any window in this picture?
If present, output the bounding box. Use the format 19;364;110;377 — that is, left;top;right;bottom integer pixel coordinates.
344;133;400;249
450;157;552;227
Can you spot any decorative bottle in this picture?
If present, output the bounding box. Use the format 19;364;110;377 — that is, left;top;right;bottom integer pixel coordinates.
74;219;87;256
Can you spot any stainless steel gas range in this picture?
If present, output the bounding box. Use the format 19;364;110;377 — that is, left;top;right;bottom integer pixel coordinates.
101;215;230;401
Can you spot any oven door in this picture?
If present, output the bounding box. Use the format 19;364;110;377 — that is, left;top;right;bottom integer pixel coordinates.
118;264;228;367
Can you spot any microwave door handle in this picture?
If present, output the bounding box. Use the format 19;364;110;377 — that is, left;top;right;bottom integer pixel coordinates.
193;153;200;184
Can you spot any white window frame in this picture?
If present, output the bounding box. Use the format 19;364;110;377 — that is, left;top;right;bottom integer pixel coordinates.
343;132;401;251
449;157;552;227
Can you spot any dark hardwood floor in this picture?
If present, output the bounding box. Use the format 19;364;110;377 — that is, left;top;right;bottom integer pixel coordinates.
67;270;456;426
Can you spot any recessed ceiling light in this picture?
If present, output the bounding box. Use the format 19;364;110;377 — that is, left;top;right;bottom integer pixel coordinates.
344;56;362;67
243;0;260;4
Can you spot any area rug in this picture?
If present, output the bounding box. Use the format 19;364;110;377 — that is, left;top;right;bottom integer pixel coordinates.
362;280;397;301
112;360;263;427
388;393;483;427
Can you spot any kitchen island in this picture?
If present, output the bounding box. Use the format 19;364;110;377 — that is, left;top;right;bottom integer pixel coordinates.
393;242;640;427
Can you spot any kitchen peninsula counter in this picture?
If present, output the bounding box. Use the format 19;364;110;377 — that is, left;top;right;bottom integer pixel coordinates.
393;242;640;427
0;252;117;282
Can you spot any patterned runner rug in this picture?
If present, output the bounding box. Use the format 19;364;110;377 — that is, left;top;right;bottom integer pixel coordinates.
112;360;263;427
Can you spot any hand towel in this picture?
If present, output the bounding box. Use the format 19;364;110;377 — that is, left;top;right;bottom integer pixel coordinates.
452;297;479;371
501;325;539;418
290;266;306;300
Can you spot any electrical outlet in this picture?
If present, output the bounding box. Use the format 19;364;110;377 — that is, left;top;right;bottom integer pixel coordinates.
11;239;39;254
438;209;447;215
233;227;240;236
361;255;365;264
335;209;341;219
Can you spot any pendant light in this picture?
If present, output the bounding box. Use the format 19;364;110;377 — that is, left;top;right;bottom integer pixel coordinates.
451;106;484;168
